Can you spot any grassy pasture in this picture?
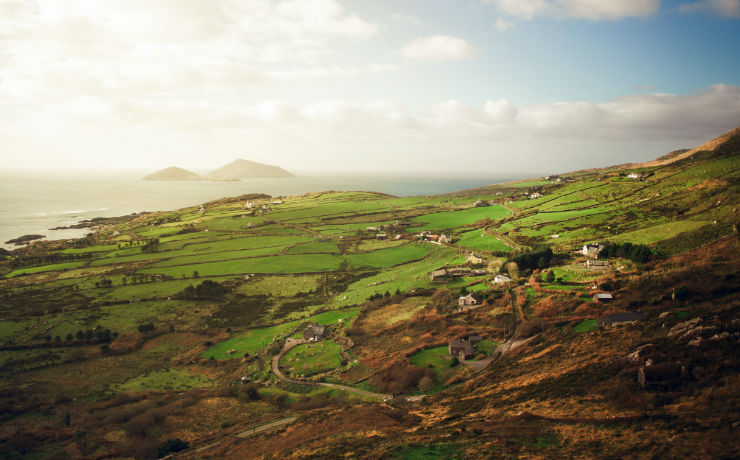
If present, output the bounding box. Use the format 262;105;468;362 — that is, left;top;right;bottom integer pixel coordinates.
455;229;512;252
97;277;233;302
140;253;342;277
407;345;469;391
146;245;285;268
115;368;213;392
235;275;323;297
408;205;509;232
346;243;432;269
408;346;451;376
4;262;85;278
330;247;459;307
281;340;343;376
285;241;339;254
572;319;598;333
202;308;359;360
613;220;711;245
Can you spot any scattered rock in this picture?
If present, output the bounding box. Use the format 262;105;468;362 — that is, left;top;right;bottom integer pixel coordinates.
668;318;701;338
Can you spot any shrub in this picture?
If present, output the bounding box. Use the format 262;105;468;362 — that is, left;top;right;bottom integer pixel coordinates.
506;245;553;270
238;383;260;402
449;356;459;368
418;375;435;391
156;438;189;457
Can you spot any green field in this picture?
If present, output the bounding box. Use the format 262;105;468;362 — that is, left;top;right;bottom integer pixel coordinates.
455;229;512;252
614;220;711;244
281;340;343;376
202;308;359;360
115;368;213;392
4;261;85;278
572;319;599;333
408;206;509;232
235;275;323;297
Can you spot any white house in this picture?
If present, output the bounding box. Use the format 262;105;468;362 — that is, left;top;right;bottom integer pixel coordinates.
627;173;643;180
494;274;512;284
582;244;604;259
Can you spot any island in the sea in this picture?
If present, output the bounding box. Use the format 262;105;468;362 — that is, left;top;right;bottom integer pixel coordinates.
208;159;294;179
143;159;294;181
142;166;206;181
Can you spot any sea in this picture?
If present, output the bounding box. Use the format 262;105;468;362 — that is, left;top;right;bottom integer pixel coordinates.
0;170;531;248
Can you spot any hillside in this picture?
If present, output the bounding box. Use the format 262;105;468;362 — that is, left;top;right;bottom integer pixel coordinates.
0;127;737;459
209;159;294;179
143;166;205;181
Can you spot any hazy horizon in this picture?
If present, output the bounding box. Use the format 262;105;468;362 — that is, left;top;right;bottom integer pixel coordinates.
1;0;739;174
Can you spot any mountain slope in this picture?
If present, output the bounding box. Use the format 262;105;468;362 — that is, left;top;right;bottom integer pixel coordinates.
142;166;204;181
209;159;294;178
633;126;740;168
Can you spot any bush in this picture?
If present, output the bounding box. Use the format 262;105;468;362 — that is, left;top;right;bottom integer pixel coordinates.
599;242;654;263
238;383;260;402
418;375;435;391
156;438;189;457
506;245;553;271
141;238;160;254
176;280;226;300
449;356;459;368
545;270;555;283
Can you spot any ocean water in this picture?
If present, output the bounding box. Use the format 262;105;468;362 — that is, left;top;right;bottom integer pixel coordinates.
0;170;527;248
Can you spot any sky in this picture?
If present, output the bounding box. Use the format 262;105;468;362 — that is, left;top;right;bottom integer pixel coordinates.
1;0;739;174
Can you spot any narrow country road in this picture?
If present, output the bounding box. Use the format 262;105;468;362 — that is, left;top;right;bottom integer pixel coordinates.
235;416;297;438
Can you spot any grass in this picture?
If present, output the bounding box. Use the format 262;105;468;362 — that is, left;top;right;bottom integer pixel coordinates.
4;261;85;278
408;205;509;232
572;319;598;333
474;339;499;355
455;228;512;252
346;243;432;269
235;275;323;297
140;253;343;277
613;220;712;245
285;241;339;254
408;345;455;384
330;247;459;307
115;368;213;392
281;340;343;376
202;308;359;360
97;277;233;301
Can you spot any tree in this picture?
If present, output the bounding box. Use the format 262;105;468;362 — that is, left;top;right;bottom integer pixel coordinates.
141;238;160;254
545;270;555;283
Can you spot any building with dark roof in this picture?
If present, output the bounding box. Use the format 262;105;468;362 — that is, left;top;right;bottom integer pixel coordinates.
597;312;645;328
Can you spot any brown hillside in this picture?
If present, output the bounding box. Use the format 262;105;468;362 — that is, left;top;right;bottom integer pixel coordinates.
631;126;740;168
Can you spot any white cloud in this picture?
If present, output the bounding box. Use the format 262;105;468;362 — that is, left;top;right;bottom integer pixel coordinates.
679;0;740;17
486;0;661;20
399;35;477;62
4;84;738;172
392;13;421;24
0;0;379;103
494;17;516;31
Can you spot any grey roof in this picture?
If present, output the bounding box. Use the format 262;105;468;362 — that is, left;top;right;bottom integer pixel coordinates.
449;339;475;356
